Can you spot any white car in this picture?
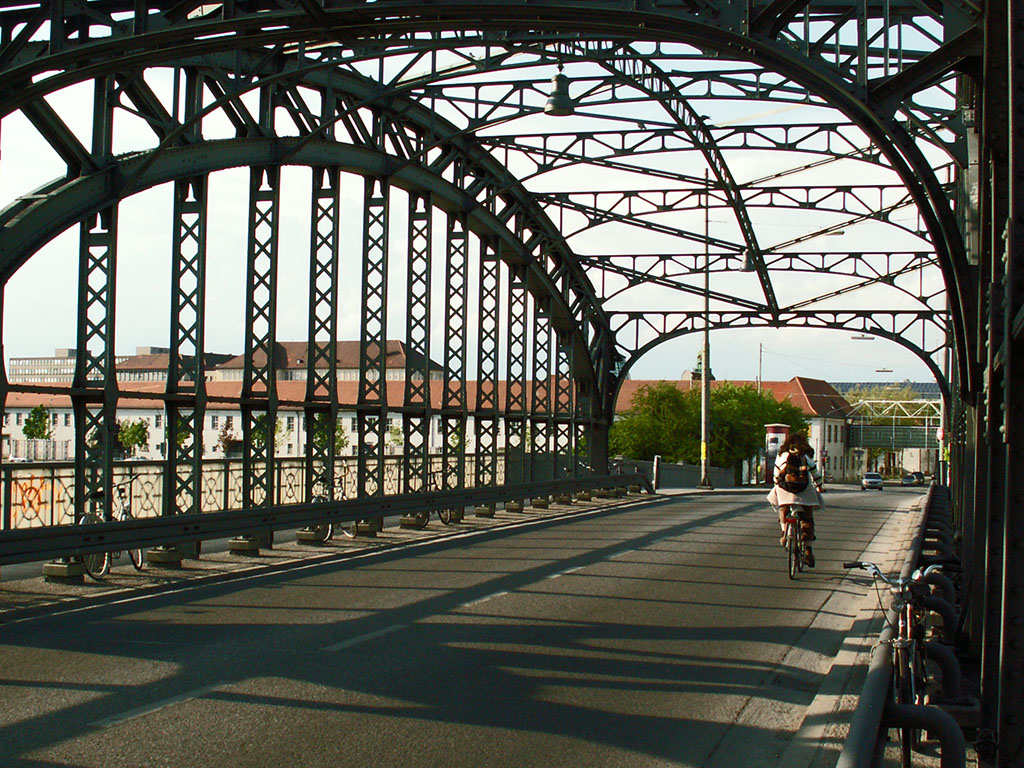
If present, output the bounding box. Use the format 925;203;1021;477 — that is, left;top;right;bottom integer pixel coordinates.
861;472;884;490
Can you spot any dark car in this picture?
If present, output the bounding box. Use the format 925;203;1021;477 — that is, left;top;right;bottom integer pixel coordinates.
901;474;918;486
861;472;884;490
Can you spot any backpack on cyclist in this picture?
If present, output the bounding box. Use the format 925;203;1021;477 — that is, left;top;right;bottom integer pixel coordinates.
778;450;810;493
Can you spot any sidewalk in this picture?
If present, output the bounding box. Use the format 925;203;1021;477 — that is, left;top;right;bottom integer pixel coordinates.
0;491;649;624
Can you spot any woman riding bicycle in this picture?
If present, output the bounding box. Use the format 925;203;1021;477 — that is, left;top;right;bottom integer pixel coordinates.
767;432;824;567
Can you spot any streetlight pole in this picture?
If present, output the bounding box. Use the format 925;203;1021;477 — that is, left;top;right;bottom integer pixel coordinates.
698;169;713;490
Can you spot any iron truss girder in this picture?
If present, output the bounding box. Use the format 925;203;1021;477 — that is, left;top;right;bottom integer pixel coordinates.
582;250;943;314
0;1;981;394
479;124;890;181
610;308;949;399
535;182;943;244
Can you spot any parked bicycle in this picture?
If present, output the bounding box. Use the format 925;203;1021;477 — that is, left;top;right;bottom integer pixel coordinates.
843;559;944;767
782;506;810;579
80;481;144;580
305;474;355;543
405;470;459;529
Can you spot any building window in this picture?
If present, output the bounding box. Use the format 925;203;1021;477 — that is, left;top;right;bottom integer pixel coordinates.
350;418;357;432
286;416;295;430
211;415;219;429
155;414;162;428
15;412;22;426
64;413;71;427
225;416;233;429
2;413;7;426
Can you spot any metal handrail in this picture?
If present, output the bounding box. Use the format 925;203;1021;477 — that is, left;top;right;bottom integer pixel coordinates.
0;472;652;567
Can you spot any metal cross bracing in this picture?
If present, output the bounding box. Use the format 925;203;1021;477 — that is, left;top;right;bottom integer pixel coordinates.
5;2;1024;762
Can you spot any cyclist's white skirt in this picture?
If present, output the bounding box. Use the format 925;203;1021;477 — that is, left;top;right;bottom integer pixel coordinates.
767;484;825;510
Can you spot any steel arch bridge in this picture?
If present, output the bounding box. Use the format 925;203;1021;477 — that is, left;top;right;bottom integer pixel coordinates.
0;0;1021;763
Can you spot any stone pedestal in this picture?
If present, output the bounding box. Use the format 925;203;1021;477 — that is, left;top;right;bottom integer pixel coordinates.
228;536;261;556
474;504;495;518
554;493;573;505
295;527;330;545
42;559;85;584
593;489;610;498
356;518;381;536
575;490;592;501
531;496;550;509
505;500;524;512
628;484;642;494
146;546;184;568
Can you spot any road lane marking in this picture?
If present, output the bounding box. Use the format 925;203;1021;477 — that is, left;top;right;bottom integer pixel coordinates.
92;682;228;727
460;591;508;608
321;624;405;652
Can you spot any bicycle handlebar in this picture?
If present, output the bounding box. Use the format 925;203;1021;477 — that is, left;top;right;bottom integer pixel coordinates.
843;560;944;588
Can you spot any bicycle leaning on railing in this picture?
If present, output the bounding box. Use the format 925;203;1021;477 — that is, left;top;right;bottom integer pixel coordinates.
80;481;144;580
843;559;945;768
303;475;356;543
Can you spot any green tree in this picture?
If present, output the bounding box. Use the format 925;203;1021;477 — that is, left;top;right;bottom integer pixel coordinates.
388;423;404;451
118;418;150;456
250;414;285;450
609;381;808;477
217;422;239;454
22;405;52;440
311;413;350;455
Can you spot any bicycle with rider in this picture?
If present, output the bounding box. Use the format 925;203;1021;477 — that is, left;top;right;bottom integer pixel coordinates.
767;432;825;567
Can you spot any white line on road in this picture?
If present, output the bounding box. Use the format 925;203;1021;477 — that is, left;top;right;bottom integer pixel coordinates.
92;682;228;728
460;591;509;608
321;624;405;652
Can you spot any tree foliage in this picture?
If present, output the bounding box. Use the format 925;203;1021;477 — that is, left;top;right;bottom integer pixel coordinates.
118;418;150;456
609;381;808;472
311;413;350;454
23;405;52;440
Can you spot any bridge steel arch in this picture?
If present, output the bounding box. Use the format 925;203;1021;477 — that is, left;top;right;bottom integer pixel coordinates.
1;2;1023;763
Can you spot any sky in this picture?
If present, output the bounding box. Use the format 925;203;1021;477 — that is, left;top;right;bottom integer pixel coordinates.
0;52;947;390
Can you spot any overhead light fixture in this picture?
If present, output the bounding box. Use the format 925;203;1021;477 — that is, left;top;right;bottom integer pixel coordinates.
851;334;873;340
876;368;893;373
741;249;757;272
544;65;574;116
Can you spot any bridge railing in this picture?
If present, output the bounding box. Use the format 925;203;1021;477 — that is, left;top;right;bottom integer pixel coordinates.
0;454;507;530
0;471;653;567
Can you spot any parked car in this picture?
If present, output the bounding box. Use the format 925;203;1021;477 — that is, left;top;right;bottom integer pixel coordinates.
901;471;926;487
861;471;884;490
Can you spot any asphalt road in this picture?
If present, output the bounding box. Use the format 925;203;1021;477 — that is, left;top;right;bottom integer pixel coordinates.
0;485;924;767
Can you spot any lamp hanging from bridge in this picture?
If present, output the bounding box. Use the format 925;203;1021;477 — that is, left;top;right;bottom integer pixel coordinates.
741;249;757;272
544;65;575;116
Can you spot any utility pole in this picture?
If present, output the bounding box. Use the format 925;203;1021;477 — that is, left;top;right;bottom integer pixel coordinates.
698;169;713;490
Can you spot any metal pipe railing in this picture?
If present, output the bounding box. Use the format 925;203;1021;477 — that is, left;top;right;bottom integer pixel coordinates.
837;486;966;768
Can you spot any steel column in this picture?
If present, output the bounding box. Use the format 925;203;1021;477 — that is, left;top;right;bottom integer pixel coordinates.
357;175;389;501
302;165;342;503
474;237;501;489
530;297;553;483
441;211;469;492
402;191;432;493
241;165;280;512
504;262;528;484
163;175;207;518
72;75;118;525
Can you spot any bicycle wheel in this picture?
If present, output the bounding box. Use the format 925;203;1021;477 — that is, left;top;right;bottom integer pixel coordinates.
894;645;914;768
80;512;110;580
787;522;799;580
338;519;358;539
439;509;453;526
120;513;145;570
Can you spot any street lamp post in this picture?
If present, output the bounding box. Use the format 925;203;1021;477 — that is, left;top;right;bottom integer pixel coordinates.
698;169;713;490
